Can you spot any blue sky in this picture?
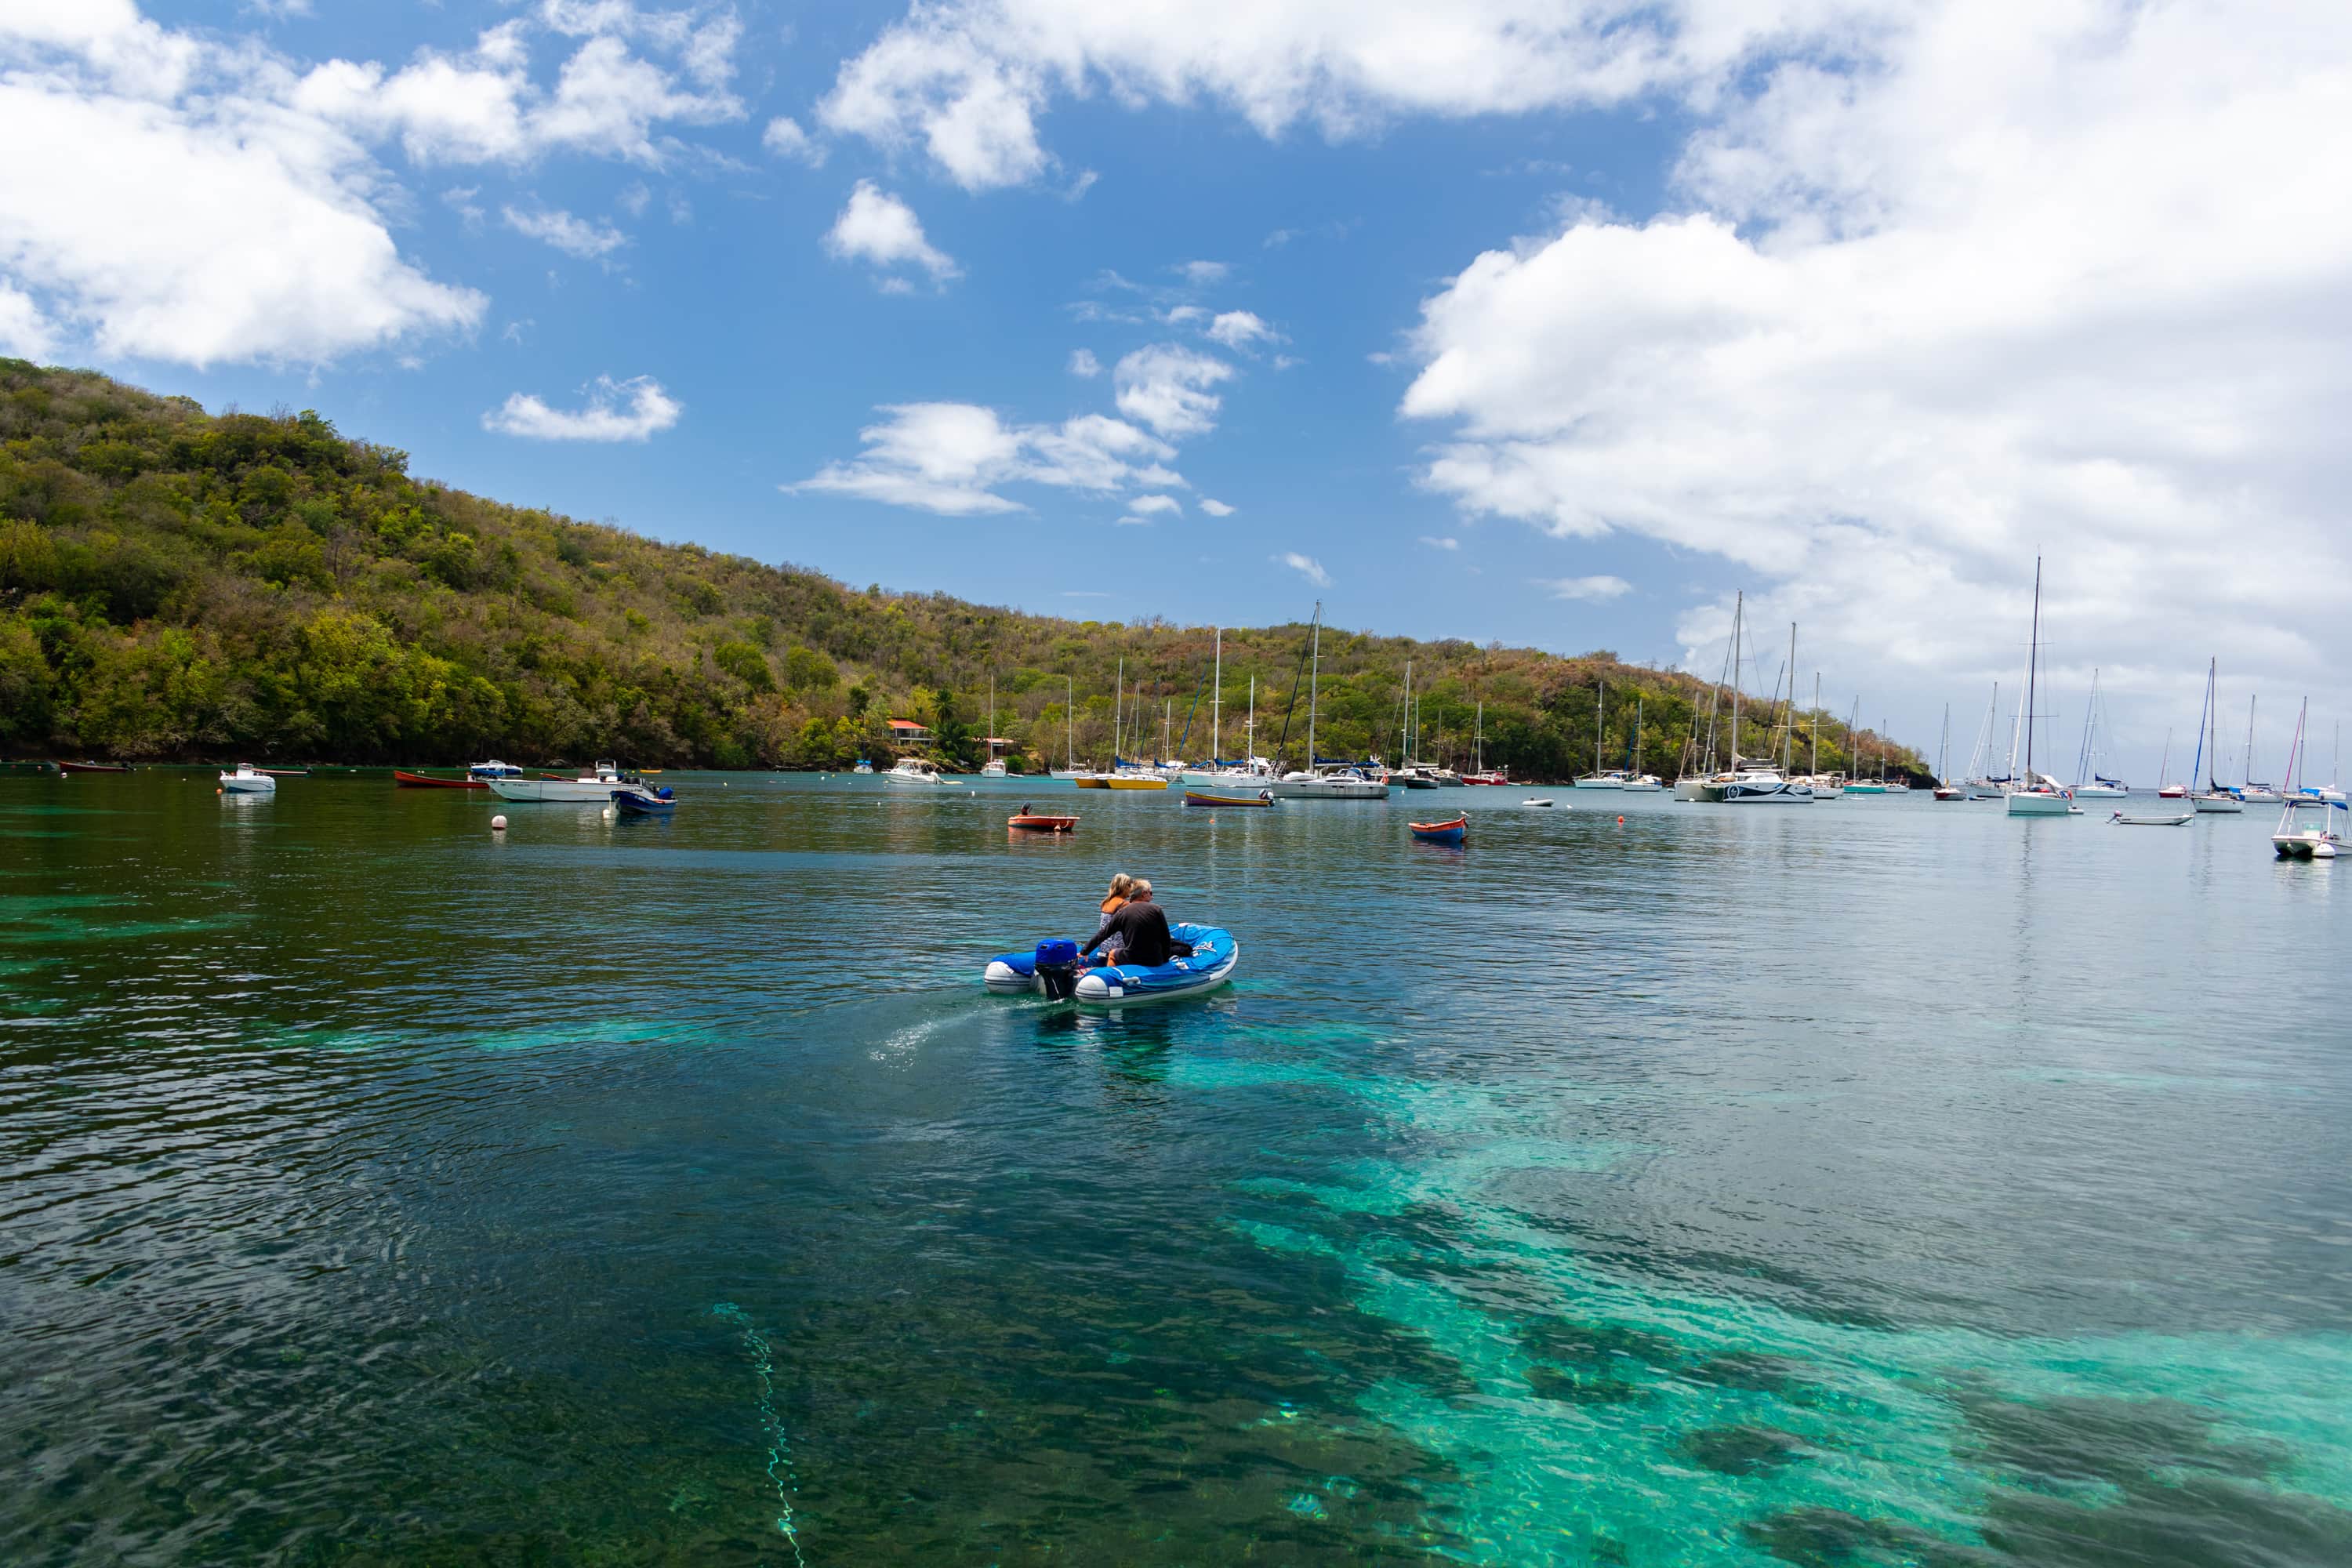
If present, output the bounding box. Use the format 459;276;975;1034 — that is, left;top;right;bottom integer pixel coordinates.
6;2;2350;782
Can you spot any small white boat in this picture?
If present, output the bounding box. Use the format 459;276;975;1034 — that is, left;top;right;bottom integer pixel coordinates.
2271;797;2346;858
490;760;631;802
1522;797;1559;808
1621;773;1664;792
2111;809;2190;826
853;759;873;774
2004;561;2072;822
2191;792;2245;815
219;764;276;794
981;759;1008;778
884;758;947;786
468;759;523;781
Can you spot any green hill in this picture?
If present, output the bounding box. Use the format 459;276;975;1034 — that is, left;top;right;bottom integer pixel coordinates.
0;360;1926;781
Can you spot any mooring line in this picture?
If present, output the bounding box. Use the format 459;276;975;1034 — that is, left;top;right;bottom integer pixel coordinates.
713;1301;809;1566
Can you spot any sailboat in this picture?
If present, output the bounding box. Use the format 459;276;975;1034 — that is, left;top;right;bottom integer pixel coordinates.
1050;675;1085;779
2006;558;2074;816
2270;702;2345;856
1842;698;1887;793
2188;659;2243;813
1796;673;1844;797
1960;683;2004;798
2070;669;2127;796
1573;682;1628;788
1623;695;1663;789
1675;625;1734;800
1271;604;1389;799
1464;703;1507;785
1183;633;1276;786
2238;695;2281;803
2156;728;2185;798
1722;622;1815;803
981;674;1008;776
1933;706;1964;800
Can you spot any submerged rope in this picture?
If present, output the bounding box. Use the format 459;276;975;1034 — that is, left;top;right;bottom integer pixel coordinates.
713;1301;808;1566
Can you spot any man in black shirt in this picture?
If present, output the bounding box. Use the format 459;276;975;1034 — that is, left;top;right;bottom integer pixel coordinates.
1082;880;1174;967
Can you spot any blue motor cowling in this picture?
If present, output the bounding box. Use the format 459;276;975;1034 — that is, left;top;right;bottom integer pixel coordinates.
1034;938;1080;1000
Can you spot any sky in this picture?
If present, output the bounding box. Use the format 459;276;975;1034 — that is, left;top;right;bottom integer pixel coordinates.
3;0;2350;785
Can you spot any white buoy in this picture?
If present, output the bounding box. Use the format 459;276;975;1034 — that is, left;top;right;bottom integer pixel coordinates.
492;815;507;831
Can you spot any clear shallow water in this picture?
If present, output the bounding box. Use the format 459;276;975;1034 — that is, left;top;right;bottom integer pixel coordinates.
5;771;2350;1566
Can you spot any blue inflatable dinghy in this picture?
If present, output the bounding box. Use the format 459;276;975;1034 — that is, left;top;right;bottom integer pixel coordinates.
983;923;1238;1005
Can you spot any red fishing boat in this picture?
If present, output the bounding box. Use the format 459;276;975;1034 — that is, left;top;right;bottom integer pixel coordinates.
1007;812;1079;833
394;769;488;789
55;760;131;773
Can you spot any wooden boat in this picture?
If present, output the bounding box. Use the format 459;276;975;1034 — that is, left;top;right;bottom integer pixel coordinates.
1182;789;1273;808
394;769;488;789
1007;812;1078;832
1409;815;1468;844
56;760;130;773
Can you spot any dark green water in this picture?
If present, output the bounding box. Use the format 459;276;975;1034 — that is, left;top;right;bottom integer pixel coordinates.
5;771;2350;1566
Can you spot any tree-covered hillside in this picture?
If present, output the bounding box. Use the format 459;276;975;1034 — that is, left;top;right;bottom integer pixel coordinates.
0;361;1926;779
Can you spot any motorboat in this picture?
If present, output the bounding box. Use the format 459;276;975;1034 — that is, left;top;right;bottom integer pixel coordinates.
219;764;276;794
984;924;1239;1006
2271;798;2346;858
882;758;948;786
1182;789;1274;808
1409;815;1468;844
2111;809;2190;826
1522;797;1558;808
612;785;677;815
469;760;523;781
490;760;635;802
853;759;874;774
1464;769;1508;786
1721;768;1815;804
1933;786;1966;802
1391;764;1443;789
1007;811;1078;832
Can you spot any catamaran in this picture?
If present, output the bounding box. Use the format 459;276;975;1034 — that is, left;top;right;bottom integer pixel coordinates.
2006;560;2074;817
1272;603;1389;799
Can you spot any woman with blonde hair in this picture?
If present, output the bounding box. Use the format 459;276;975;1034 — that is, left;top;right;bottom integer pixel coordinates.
1099;873;1136;923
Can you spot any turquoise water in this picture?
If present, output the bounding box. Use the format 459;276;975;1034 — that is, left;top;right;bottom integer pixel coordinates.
4;771;2350;1565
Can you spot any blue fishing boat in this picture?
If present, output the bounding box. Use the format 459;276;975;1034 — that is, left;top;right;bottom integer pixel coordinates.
982;924;1238;1005
612;785;676;815
1409;815;1468;845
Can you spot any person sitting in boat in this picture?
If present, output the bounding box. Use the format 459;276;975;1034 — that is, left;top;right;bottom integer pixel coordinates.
1094;873;1135;934
1083;879;1178;968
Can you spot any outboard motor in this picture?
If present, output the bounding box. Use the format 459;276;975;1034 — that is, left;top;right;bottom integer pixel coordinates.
1033;939;1081;1000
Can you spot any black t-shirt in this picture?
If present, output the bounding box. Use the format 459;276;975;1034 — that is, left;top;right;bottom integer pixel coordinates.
1083;899;1172;965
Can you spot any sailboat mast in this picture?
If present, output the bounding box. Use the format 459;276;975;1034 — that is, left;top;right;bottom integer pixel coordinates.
1731;593;1744;769
2245;695;2256;789
2075;669;2098;788
1248;677;1255;762
1212;628;1221;766
1066;675;1074;771
1634;695;1644;775
1810;673;1820;776
1306;602;1322;768
2024;557;2042;778
1595;681;1604;776
1114;656;1123;767
1784;622;1798;772
2191;659;2212;789
1938;703;1949;783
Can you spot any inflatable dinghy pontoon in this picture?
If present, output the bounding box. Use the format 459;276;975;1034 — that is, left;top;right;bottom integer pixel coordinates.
983;923;1238;1005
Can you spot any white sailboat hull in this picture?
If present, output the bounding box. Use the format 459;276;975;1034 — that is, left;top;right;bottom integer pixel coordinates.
2191;793;2244;814
2071;784;2128;798
2005;790;2072;816
1270;775;1389;800
490;778;618;802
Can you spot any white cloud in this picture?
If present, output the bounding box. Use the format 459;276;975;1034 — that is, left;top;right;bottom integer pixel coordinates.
0;21;485;367
1418;535;1458;550
0;282;53;358
615;179;650;215
817;1;1875;191
1273;551;1330;587
483;374;681;441
245;0;314;18
502;203;626;258
1206;309;1276;350
1123;494;1181;520
1067;347;1099;377
823;179;958;282
1399;1;2352;753
761;114;825;165
1544;575;1632;601
789;402;1178;515
1179;260;1228;285
1199;498;1234;517
1113;343;1232;437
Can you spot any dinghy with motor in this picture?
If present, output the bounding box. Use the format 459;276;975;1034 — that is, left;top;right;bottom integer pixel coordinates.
2109;809;2190;826
612;784;677;815
1182;789;1275;808
1007;811;1079;832
983;924;1239;1006
1522;797;1558;808
219;764;276;794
